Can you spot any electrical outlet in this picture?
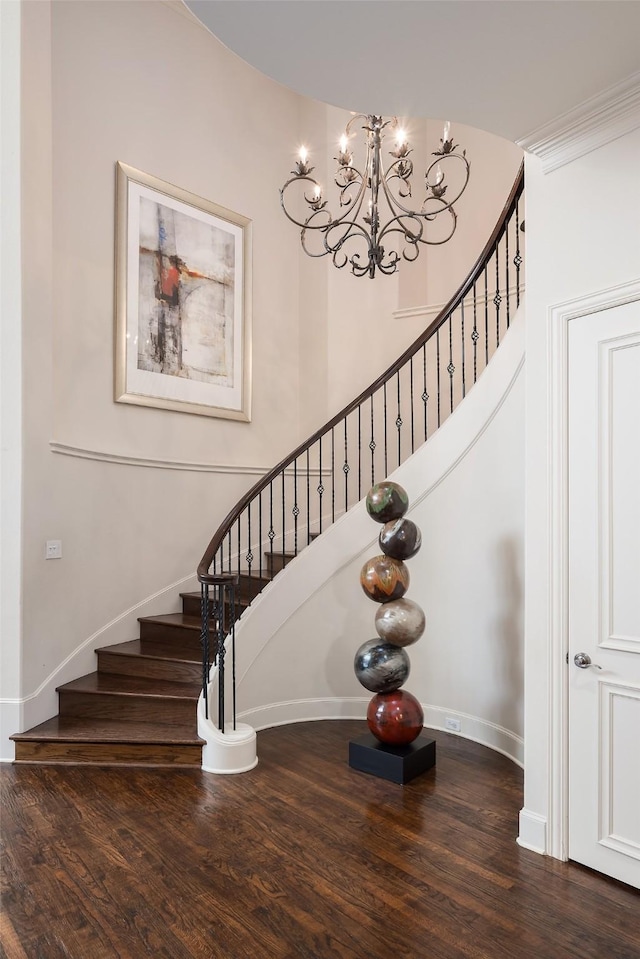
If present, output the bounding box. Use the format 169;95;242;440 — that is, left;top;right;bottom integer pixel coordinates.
45;540;62;560
445;717;461;732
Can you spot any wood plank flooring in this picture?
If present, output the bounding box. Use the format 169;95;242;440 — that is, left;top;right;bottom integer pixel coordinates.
1;721;638;959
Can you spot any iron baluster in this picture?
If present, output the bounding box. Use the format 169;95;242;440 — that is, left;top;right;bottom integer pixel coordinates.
318;439;324;534
331;427;335;524
268;480;275;574
409;357;415;454
422;344;428;441
306;448;311;545
357;404;362;501
506;221;511;328
396;371;402;467
343;418;349;512
495;243;501;348
217;583;225;733
515;198;522;308
258;491;263;580
484;263;489;368
472;281;478;383
246;502;252;588
448;313;454;415
436;326;441;428
200;583;210;719
370;396;375;486
281;470;286;571
230;583;237;730
293;458;299;556
383;382;388;477
461;301;466;398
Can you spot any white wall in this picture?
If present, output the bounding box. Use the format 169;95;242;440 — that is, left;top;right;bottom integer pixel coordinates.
0;0;23;755
3;0;524;759
232;312;526;763
521;126;640;852
11;0;311;752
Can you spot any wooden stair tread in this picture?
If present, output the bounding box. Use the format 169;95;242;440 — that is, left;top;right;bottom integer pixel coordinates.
11;715;204;745
57;671;201;699
96;639;201;664
139;613;203;631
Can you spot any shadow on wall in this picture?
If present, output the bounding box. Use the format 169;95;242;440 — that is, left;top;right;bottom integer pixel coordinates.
493;535;524;734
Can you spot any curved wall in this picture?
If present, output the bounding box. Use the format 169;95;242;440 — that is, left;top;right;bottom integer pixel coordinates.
233;311;525;764
2;0;523;757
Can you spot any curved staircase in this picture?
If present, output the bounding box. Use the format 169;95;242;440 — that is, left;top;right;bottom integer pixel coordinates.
12;166;524;767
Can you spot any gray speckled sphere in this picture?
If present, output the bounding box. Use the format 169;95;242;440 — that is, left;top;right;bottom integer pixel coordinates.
354;639;410;693
374;598;425;647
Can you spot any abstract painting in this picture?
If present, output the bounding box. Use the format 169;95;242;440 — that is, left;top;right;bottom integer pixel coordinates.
115;162;251;419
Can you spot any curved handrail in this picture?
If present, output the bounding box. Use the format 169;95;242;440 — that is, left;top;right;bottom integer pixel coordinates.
198;162;524;585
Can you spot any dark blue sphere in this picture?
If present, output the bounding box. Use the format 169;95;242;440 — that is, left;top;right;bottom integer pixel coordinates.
354;639;410;693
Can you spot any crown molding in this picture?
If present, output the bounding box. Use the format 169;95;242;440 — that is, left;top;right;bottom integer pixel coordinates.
517;71;640;174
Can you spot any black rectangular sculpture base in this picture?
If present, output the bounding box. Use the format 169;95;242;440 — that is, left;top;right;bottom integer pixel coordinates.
349;733;436;785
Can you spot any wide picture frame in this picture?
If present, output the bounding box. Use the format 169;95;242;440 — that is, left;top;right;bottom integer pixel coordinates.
115;161;252;420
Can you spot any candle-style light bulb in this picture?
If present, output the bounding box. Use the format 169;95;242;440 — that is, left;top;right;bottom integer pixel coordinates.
339;134;348;154
314;185;322;200
443;121;451;143
396;127;407;149
299;146;308;165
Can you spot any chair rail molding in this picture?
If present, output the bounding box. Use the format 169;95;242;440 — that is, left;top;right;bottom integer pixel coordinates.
517;71;640;174
49;442;325;477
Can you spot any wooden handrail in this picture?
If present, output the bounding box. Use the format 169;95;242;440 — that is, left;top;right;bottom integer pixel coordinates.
198;162;524;582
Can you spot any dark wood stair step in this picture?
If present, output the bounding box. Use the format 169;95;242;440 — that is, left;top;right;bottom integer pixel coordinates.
57;671;201;724
139;613;204;651
96;639;201;683
180;591;251;619
11;716;203;766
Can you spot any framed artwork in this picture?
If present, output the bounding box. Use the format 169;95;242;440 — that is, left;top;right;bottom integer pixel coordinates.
115;162;252;420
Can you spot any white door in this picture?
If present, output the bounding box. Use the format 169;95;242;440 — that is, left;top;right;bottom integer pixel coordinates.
568;301;640;889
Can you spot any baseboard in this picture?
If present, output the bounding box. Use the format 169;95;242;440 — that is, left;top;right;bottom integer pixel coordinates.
517;808;548;855
238;698;524;767
0;700;22;762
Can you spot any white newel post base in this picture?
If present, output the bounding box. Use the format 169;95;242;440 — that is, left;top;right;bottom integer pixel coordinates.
197;694;258;774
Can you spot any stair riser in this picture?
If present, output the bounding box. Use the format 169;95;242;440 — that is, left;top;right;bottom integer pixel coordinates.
139;620;203;649
181;594;250;619
13;740;202;765
264;552;294;575
238;575;270;601
59;691;197;725
97;651;201;684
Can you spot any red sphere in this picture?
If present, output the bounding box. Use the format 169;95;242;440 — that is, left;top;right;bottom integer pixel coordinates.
367;690;424;746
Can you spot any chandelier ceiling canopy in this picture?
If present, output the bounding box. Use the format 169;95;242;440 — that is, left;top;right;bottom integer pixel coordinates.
280;115;470;279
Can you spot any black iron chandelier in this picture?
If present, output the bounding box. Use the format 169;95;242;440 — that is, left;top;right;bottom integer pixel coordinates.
280;115;470;279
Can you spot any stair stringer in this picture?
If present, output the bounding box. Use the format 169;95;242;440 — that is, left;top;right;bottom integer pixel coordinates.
213;306;526;766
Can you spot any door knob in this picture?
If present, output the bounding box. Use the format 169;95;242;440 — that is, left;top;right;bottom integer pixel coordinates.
574;652;603;670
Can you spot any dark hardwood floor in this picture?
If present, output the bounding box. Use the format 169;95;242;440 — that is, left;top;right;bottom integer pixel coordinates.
1;721;638;959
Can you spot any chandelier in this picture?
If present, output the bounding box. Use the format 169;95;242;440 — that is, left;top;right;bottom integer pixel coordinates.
280;115;470;279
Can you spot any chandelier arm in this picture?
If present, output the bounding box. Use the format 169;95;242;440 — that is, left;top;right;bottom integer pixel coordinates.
280;176;332;230
424;153;471;208
380;151;470;219
381;207;459;248
378;214;425;245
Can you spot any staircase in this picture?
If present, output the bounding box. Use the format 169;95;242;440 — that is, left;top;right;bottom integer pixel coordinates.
12;167;524;769
10;568;280;766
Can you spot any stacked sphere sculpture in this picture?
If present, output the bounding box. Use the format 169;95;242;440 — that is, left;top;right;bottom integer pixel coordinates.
356;481;426;746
